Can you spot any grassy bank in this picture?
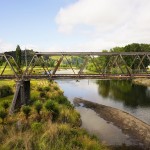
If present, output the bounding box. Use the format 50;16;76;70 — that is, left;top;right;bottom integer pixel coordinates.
0;79;108;150
133;78;150;87
0;80;15;107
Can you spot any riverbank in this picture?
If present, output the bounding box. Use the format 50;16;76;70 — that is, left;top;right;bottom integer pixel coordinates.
74;98;150;148
0;80;108;150
133;78;150;87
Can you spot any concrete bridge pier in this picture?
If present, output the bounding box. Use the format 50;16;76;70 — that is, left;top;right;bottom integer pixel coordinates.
9;80;30;114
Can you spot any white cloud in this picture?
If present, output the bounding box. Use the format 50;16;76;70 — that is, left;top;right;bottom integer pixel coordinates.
56;0;150;50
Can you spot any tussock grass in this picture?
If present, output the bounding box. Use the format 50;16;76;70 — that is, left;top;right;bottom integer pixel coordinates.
0;122;108;150
0;79;109;150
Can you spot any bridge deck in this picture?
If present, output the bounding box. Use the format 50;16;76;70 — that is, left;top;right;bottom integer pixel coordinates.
36;52;150;56
0;74;150;80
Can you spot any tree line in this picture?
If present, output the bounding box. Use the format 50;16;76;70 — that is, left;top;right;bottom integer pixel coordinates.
0;43;150;72
87;43;150;73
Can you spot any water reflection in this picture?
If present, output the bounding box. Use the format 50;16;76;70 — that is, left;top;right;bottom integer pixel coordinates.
57;79;150;124
57;79;150;145
97;80;150;107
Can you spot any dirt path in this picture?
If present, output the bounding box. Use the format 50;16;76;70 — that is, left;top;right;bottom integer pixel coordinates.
74;98;150;148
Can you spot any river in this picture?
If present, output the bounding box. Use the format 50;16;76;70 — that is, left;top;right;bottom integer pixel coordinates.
56;71;150;146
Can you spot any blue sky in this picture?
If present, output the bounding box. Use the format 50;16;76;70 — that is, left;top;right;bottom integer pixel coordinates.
0;0;150;52
0;0;77;51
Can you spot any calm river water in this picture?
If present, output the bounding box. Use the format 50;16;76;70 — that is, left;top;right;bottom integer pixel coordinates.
56;76;150;146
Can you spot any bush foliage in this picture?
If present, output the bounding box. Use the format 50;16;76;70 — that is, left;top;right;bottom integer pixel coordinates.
0;85;13;98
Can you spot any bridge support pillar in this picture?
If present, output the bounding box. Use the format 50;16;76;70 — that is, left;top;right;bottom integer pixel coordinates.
9;80;30;114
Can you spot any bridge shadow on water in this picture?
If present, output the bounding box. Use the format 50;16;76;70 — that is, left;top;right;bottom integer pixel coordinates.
96;80;150;108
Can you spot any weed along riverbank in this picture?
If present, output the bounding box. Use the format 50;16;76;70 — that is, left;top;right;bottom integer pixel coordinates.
133;78;150;87
74;98;150;148
0;80;108;150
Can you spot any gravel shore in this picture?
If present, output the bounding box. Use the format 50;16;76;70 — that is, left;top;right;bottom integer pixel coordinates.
74;98;150;148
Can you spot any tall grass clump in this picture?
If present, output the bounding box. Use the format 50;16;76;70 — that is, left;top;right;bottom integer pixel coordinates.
31;122;43;134
22;106;31;120
51;95;73;108
34;100;42;116
44;86;50;92
0;85;13;98
53;85;59;91
2;101;9;111
44;100;59;121
59;107;81;126
40;91;47;99
37;86;43;92
0;109;7;124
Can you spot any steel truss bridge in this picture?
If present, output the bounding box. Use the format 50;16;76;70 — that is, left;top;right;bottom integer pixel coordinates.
1;52;150;80
1;51;150;113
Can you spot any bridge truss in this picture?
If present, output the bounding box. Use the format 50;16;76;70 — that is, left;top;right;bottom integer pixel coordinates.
1;52;150;113
1;52;150;80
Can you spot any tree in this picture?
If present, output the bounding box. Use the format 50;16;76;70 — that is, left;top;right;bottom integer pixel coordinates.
124;43;150;69
16;45;22;68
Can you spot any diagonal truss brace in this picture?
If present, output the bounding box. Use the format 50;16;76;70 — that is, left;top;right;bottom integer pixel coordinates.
90;55;102;74
52;56;64;75
119;54;131;76
78;56;89;75
3;54;19;79
64;55;76;74
137;55;147;72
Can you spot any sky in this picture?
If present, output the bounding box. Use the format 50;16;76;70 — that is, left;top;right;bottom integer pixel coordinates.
0;0;150;52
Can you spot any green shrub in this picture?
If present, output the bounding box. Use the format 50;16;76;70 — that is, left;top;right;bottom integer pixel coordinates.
44;86;50;92
30;96;37;105
2;101;9;111
59;108;81;126
40;92;46;98
52;95;73;108
44;100;55;111
0;109;7;123
72;140;83;148
53;85;59;91
22;106;31;120
44;100;60;121
34;101;42;115
0;85;13;98
37;87;43;92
